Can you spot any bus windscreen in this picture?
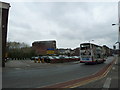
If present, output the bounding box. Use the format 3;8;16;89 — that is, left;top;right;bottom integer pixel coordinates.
80;44;90;50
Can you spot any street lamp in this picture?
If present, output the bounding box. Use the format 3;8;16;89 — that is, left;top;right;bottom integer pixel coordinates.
112;24;117;26
112;1;120;57
112;24;120;26
115;41;119;44
112;23;120;56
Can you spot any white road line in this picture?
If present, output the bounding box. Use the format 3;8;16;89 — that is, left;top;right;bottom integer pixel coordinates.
26;65;30;67
115;56;118;64
112;67;115;70
15;68;21;70
115;60;117;65
103;77;111;88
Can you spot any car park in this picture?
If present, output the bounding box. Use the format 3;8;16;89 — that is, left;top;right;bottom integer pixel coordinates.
31;56;80;63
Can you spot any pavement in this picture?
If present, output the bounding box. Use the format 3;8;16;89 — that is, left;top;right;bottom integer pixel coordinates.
4;60;45;68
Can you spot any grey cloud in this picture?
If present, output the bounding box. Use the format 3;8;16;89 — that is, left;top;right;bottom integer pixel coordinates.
7;2;118;48
10;20;32;30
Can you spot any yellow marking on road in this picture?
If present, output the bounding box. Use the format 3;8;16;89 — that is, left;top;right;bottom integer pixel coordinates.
40;58;116;88
65;59;116;88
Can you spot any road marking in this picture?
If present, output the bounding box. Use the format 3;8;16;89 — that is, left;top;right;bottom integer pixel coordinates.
26;65;30;67
115;56;118;65
103;77;111;88
115;60;117;65
65;60;115;88
65;75;101;88
15;68;21;70
112;67;115;70
40;59;115;88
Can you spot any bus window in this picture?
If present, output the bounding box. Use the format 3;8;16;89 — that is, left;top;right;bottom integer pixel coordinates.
80;45;90;50
80;50;91;56
97;54;101;58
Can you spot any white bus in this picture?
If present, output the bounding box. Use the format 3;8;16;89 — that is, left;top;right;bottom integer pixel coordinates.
80;43;106;64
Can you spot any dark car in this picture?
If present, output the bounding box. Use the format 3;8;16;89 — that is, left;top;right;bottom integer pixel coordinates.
30;56;39;60
42;56;53;63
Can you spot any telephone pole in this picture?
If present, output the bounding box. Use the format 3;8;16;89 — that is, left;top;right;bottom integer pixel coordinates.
118;1;120;57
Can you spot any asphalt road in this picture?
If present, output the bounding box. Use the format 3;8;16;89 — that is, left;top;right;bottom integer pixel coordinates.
2;56;114;88
77;56;119;89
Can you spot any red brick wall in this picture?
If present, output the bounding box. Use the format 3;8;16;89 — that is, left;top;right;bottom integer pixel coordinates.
32;40;56;55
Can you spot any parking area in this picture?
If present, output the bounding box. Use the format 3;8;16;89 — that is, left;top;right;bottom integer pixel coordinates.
4;59;80;70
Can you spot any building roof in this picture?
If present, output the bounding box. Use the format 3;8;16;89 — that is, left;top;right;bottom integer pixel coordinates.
0;1;10;9
32;40;56;43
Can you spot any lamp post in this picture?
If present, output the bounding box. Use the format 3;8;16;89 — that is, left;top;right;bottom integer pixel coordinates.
112;23;120;56
112;1;120;57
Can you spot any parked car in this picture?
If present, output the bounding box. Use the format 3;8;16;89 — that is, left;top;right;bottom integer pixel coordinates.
30;56;39;60
52;56;61;63
5;57;9;62
72;56;80;61
43;56;54;63
63;56;70;62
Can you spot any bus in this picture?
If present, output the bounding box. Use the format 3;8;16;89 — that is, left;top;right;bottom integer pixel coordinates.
80;43;106;64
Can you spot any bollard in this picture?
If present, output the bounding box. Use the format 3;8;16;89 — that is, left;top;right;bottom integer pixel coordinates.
38;58;41;63
42;58;44;63
34;58;37;63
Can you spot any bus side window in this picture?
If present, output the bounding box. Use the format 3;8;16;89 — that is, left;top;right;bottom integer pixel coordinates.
97;54;100;58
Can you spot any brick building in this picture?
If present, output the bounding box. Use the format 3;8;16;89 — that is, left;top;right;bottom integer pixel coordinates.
32;40;56;55
73;47;80;56
102;45;111;56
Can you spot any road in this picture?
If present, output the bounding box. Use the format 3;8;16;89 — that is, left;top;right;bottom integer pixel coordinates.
2;56;114;88
77;56;119;89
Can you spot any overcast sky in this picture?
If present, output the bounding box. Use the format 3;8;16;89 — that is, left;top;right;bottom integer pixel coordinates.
3;0;119;49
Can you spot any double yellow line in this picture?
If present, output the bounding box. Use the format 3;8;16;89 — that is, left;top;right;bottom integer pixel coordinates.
64;59;116;88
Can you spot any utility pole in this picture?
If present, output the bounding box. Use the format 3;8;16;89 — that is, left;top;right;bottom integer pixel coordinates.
0;2;10;67
118;1;120;57
112;1;120;57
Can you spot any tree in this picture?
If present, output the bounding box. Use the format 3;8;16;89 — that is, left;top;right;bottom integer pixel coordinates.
7;41;36;60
